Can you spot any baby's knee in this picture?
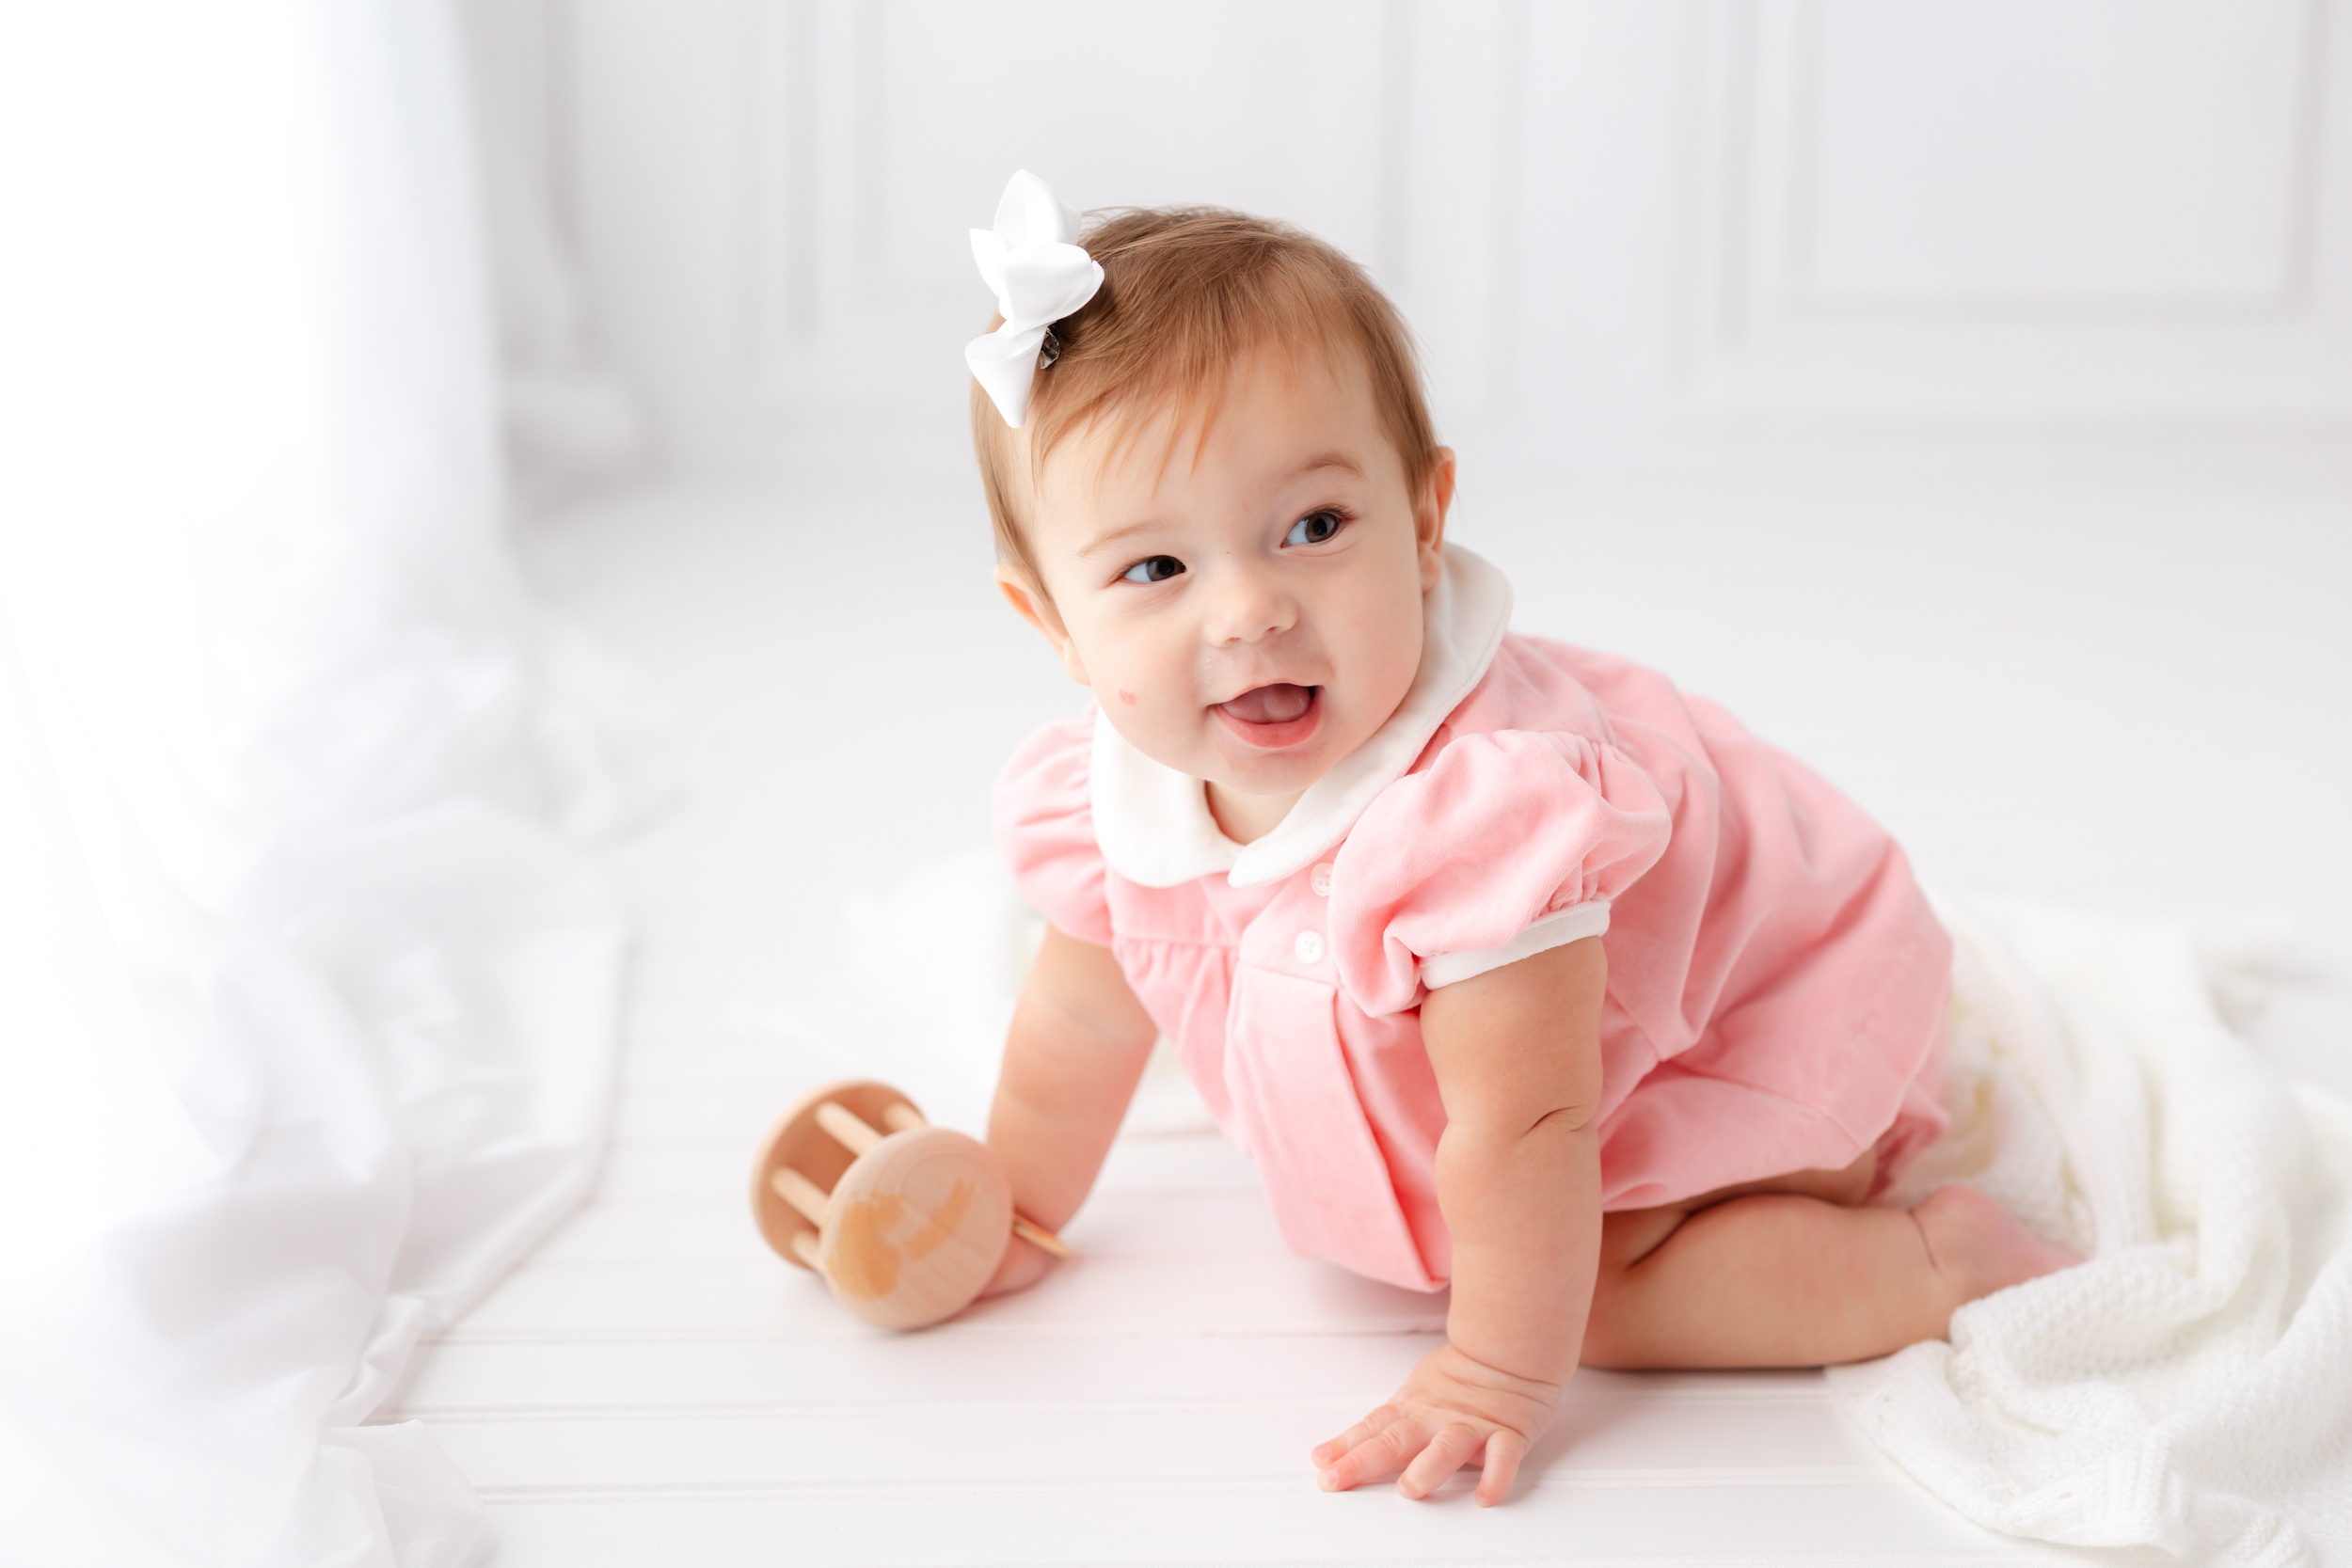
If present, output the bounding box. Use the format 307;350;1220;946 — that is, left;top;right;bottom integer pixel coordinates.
1581;1212;1693;1363
1599;1204;1687;1272
1582;1215;1681;1368
1821;1144;1879;1207
1581;1261;1651;1369
1762;1145;1880;1207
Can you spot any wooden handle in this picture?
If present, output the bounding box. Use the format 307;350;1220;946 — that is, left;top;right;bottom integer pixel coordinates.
814;1100;883;1156
770;1165;831;1226
1010;1212;1072;1259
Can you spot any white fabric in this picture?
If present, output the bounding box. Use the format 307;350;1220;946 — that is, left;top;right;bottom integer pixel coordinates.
1089;543;1514;889
1421;900;1613;990
0;6;657;1564
1835;900;2352;1568
964;170;1104;428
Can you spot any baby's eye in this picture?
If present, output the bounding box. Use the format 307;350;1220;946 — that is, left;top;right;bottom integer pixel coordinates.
1284;509;1345;546
1120;555;1186;585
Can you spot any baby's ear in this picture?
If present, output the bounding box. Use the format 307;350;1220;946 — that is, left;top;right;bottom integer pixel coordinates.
993;563;1091;687
1417;447;1457;590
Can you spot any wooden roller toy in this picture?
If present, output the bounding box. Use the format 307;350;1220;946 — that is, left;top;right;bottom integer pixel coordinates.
748;1079;1070;1330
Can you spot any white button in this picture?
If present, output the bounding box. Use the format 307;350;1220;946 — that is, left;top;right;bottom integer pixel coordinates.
1294;929;1326;964
1309;863;1333;896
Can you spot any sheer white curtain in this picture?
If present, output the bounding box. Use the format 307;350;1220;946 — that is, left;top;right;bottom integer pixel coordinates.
0;5;654;1563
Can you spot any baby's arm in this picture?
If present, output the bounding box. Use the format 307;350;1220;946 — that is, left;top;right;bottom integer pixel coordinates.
978;924;1159;1297
1312;935;1606;1505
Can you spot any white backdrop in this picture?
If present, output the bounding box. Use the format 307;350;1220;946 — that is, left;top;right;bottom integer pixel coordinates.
540;0;2352;482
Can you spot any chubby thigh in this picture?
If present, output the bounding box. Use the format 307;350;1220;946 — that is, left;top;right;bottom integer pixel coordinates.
1581;1144;1925;1370
1598;1143;1882;1275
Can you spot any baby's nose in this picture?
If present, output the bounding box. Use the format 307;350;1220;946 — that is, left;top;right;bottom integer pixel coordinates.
1201;562;1296;646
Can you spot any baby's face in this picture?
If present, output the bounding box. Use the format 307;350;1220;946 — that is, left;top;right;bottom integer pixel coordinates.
1000;344;1452;813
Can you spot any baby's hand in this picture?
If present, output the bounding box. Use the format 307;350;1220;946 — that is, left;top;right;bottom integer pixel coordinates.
1311;1341;1560;1506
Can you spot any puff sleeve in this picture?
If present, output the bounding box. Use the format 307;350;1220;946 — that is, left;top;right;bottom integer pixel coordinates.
1329;729;1672;1015
991;714;1115;947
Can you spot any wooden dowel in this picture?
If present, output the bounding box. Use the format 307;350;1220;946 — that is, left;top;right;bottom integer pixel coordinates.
789;1229;822;1269
880;1101;926;1133
771;1165;832;1226
814;1100;882;1156
1011;1212;1073;1259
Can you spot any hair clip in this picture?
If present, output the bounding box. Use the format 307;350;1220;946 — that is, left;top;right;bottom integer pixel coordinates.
964;171;1103;428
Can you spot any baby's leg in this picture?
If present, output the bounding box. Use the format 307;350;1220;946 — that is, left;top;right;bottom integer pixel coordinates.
1581;1157;2075;1370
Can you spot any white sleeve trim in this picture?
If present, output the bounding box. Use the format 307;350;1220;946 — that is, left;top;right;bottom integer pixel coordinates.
1419;901;1612;990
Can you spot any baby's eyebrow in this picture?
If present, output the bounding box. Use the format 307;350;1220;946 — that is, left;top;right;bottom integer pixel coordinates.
1289;452;1366;483
1077;517;1168;558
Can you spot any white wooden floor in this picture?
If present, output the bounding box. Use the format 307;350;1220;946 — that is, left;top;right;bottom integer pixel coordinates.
405;1089;2118;1565
388;476;2349;1565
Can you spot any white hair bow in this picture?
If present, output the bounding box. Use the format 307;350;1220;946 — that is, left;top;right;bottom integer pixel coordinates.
964;170;1104;428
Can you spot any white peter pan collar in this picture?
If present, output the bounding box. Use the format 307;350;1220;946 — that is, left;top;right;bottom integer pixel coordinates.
1090;543;1514;890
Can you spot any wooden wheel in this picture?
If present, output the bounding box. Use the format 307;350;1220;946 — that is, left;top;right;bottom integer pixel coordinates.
748;1077;1056;1331
748;1080;921;1272
818;1126;1012;1330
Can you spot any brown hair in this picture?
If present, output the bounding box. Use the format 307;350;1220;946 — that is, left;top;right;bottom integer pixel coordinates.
971;206;1438;583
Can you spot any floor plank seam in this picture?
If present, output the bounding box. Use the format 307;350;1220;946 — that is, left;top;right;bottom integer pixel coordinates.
391;1388;1836;1422
421;1325;1452;1347
470;1465;1907;1503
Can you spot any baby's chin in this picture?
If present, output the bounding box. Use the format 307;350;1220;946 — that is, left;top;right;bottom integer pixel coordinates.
1200;741;1333;800
1200;700;1359;796
1096;701;1337;798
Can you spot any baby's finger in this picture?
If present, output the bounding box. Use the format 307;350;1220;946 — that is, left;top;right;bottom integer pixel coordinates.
1474;1429;1527;1507
975;1236;1054;1301
1316;1416;1424;1493
1397;1421;1483;1500
1311;1404;1398;1469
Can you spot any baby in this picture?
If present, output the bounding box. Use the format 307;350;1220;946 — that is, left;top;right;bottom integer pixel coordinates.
962;174;2074;1506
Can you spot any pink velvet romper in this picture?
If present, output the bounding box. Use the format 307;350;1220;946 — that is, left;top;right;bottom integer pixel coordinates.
993;546;1951;1292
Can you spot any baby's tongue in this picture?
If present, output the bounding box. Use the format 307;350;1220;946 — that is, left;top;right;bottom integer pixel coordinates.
1219;683;1313;724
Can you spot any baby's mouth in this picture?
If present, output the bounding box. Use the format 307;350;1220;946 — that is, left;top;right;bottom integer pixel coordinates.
1211;683;1322;748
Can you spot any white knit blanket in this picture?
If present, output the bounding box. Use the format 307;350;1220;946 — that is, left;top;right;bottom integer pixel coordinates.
1833;902;2352;1568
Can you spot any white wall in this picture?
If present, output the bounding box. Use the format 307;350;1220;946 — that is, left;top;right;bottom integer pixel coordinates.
555;0;2352;483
